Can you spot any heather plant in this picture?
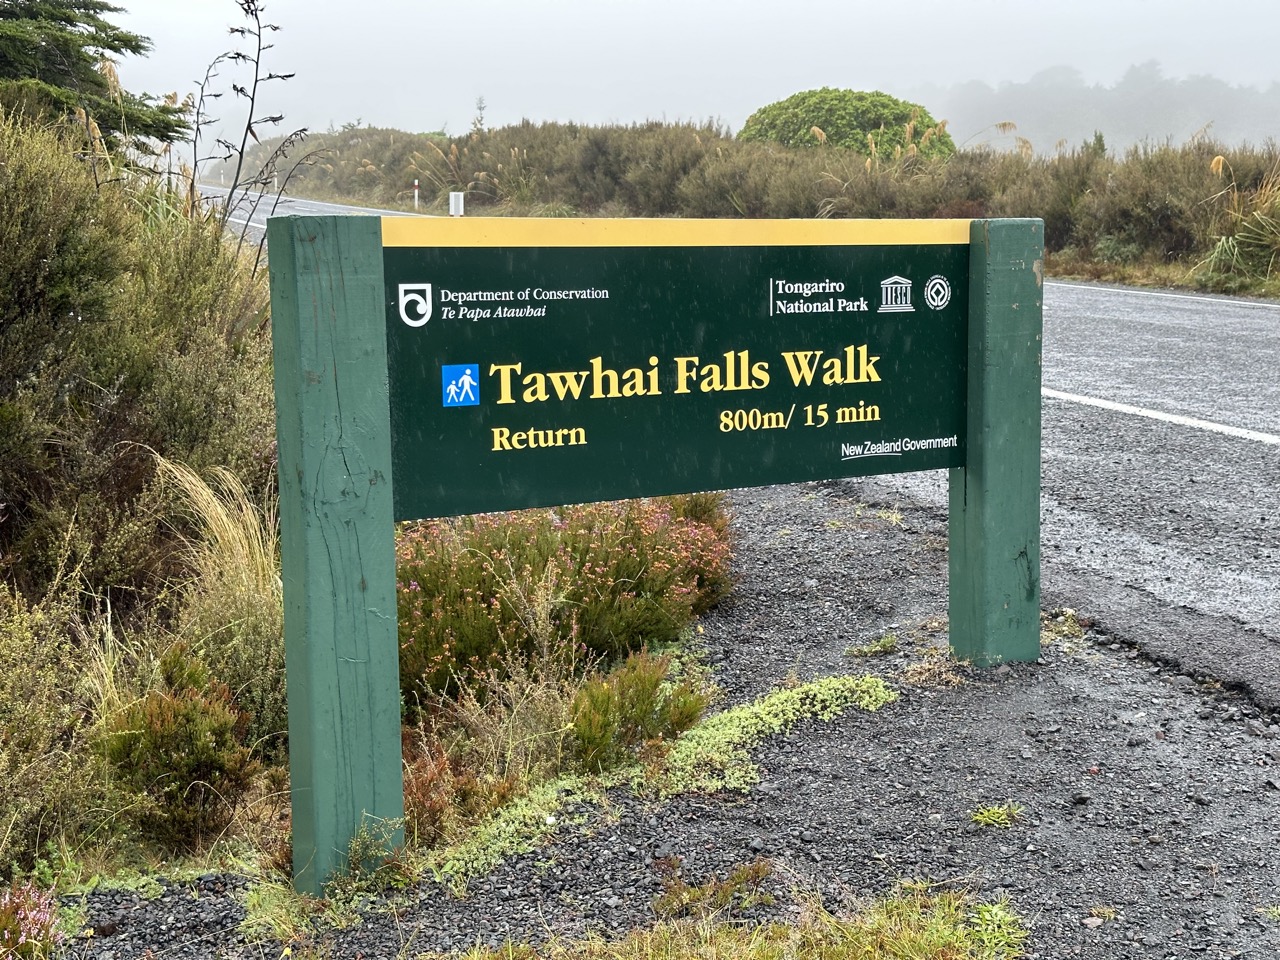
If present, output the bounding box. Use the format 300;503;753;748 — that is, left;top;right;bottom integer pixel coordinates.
395;496;732;702
0;880;63;959
101;641;259;852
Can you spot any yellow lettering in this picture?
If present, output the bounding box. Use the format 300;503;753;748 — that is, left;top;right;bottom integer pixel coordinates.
490;363;521;404
780;351;822;386
522;373;549;404
621;366;648;397
547;370;589;400
589;356;621;398
859;343;881;382
491;425;588;452
674;356;699;394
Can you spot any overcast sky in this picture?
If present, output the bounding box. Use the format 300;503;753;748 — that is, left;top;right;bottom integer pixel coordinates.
114;0;1280;139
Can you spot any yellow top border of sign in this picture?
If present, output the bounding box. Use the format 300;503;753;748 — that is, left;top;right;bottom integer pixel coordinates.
381;217;970;248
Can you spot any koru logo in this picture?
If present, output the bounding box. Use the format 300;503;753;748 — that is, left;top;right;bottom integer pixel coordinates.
398;283;432;327
924;275;952;310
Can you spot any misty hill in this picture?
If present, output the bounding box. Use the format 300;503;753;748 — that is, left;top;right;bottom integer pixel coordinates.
909;62;1280;152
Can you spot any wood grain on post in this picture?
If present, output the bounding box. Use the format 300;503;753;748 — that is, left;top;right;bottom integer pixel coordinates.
268;215;405;894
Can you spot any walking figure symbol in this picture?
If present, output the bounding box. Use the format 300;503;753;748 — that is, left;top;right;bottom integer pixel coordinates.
442;363;480;407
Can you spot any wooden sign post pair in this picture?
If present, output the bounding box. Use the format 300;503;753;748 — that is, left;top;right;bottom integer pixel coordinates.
268;216;1043;893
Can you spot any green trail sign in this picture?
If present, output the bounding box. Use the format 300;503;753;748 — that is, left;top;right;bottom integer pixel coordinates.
382;219;971;517
268;216;1043;894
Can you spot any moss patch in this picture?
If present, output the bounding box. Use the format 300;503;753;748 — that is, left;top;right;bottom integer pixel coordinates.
648;674;897;796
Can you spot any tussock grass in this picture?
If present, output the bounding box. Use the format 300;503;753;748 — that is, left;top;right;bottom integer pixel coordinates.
155;455;286;758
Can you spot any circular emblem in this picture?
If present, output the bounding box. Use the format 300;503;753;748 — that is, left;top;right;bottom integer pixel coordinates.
924;275;952;310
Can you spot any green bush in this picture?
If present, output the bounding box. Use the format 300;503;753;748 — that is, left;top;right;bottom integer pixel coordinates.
739;88;956;158
261;116;1280;292
0;111;274;609
101;642;259;852
0;585;94;872
396;496;732;703
1072;140;1222;260
572;650;710;773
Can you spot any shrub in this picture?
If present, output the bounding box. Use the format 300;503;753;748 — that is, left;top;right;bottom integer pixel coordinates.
101;642;259;852
0;880;63;959
1069;140;1216;260
0;584;94;873
401;735;521;849
0;111;274;609
403;629;578;847
396;496;732;702
572;650;711;773
739;88;956;158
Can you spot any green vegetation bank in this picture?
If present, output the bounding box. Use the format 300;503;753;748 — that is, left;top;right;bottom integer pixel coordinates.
257;113;1280;297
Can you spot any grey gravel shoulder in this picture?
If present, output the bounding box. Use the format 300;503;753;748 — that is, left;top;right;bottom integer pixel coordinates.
62;480;1280;959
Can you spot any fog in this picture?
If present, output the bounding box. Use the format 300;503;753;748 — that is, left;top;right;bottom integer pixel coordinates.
115;0;1280;150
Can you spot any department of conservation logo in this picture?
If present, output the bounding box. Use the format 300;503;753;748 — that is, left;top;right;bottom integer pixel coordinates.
399;283;432;327
924;275;952;310
442;364;479;407
877;276;914;313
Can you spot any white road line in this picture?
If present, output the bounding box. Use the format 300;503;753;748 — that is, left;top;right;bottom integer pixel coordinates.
1043;388;1280;446
1045;281;1280;310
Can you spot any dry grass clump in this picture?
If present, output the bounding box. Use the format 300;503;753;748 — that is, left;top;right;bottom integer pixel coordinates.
155;457;286;760
900;645;967;688
0;583;95;870
402;643;714;853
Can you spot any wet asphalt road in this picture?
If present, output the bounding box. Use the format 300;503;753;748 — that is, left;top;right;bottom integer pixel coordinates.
888;280;1280;709
1040;282;1280;708
237;188;1280;708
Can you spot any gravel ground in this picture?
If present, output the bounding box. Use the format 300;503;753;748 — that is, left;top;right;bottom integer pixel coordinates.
63;479;1280;959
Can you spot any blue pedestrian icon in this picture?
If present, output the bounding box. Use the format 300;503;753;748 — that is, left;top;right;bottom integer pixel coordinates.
442;364;480;407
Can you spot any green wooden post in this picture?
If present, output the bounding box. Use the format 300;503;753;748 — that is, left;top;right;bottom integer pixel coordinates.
948;219;1044;664
269;215;405;894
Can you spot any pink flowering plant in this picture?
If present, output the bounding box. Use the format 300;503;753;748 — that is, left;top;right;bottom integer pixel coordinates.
0;881;63;959
395;495;732;702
